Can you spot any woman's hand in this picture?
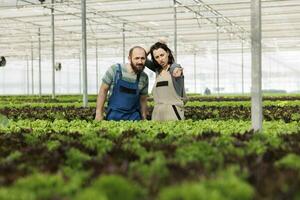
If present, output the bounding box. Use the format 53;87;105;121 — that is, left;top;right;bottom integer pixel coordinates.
172;67;183;77
158;37;168;44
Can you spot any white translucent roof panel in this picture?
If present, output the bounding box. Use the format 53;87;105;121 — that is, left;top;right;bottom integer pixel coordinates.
0;0;299;59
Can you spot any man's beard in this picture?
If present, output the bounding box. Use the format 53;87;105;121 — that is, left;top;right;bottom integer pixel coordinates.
131;62;145;74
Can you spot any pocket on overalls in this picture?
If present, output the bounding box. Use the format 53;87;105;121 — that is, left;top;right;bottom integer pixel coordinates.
106;109;141;121
114;86;138;111
106;109;123;121
129;111;141;120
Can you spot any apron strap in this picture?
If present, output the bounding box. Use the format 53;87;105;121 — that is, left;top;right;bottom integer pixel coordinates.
172;105;182;120
135;72;141;95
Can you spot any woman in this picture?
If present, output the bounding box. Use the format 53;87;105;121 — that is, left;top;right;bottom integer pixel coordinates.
146;42;186;121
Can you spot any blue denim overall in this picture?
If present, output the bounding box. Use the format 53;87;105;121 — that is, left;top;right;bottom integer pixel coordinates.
106;64;141;121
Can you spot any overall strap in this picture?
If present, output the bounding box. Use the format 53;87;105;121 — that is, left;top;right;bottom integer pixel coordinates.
135;72;141;84
114;63;122;85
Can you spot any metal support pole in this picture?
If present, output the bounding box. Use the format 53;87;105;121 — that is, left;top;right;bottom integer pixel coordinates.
251;0;263;132
173;0;177;61
38;28;42;97
241;40;244;94
81;0;88;107
26;56;30;95
194;52;196;93
79;52;81;94
51;0;56;99
216;19;220;96
122;23;126;65
31;41;34;95
67;64;70;93
96;39;99;93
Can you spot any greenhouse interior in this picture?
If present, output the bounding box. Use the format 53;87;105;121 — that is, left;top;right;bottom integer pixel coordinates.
1;0;300;199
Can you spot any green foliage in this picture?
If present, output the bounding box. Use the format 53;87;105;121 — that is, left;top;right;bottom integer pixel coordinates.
204;167;254;200
158;183;222;200
0;189;35;200
175;141;223;169
0;114;9;128
275;153;300;170
122;138;148;159
1;118;300;199
62;167;91;195
74;188;107;200
186;100;300;107
0;169;91;200
0;173;65;200
2;151;22;164
65;148;91;169
2;98;300;122
263;121;300;136
24;133;40;146
291;113;300;121
129;151;169;189
158;167;254;200
81;134;113;157
46;140;61;151
90;175;146;200
245;139;267;155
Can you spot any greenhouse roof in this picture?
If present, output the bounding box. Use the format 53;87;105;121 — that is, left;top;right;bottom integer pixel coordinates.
0;0;300;59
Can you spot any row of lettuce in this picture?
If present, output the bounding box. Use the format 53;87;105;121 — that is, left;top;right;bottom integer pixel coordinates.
1;119;300;199
1;95;300;122
1;94;300;199
3;99;300;108
1;104;300;122
2;94;300;104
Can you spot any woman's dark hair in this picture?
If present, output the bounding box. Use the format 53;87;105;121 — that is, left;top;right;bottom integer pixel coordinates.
149;42;175;71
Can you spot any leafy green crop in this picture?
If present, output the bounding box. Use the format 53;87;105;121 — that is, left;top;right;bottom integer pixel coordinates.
275;154;300;170
0;114;9;128
89;175;146;200
0;173;65;200
158;166;253;200
175;141;223;170
65;148;91;169
0;119;300;199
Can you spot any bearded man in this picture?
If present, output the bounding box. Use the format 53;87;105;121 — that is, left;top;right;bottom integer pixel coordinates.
95;46;149;121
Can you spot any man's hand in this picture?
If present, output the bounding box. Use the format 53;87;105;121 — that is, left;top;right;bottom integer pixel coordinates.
95;113;104;121
141;113;147;120
140;95;148;120
95;83;110;121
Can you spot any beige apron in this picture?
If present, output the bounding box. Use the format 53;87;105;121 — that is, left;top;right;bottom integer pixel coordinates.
152;70;184;121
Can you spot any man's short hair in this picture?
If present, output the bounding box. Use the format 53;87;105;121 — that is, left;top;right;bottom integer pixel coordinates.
129;46;146;57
